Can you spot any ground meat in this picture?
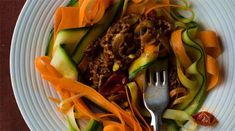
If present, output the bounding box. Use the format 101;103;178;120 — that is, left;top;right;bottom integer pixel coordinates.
85;13;173;88
85;15;142;88
146;11;172;36
169;67;182;89
87;55;113;87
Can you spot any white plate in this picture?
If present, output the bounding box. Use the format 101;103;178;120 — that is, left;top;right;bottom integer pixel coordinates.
10;0;235;130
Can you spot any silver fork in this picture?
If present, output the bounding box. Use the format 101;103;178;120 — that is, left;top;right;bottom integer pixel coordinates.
143;59;169;131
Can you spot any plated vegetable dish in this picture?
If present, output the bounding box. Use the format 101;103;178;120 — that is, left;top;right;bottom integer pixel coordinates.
35;0;222;130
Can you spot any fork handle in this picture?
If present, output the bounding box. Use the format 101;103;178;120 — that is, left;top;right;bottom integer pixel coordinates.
151;112;162;131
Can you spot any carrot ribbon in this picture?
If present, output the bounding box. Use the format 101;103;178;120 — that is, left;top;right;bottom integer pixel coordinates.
198;31;221;91
54;0;109;40
35;56;142;131
54;7;80;40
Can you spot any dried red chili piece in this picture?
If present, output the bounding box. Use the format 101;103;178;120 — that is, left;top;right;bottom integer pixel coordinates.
193;111;218;126
99;72;128;102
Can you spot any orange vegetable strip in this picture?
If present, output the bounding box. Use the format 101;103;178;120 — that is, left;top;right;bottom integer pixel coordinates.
35;57;70;105
125;86;139;122
35;56;144;130
53;0;110;40
54;7;62;38
85;0;99;23
57;78;126;130
35;57;96;118
34;57;63;100
74;112;81;119
112;102;142;131
132;106;151;131
35;56;61;78
171;29;192;68
98;113;131;130
48;97;61;104
94;0;106;23
46;82;72;111
79;0;90;27
59;89;73;111
103;120;130;131
74;112;91;119
46;80;97;118
54;7;80;39
96;113;115;118
205;55;220;90
79;0;84;5
198;31;221;58
83;0;95;24
73;97;97;119
198;31;221;91
71;92;97;119
35;56;125;129
144;44;158;53
53;91;92;118
85;0;110;25
85;0;105;25
198;31;222;91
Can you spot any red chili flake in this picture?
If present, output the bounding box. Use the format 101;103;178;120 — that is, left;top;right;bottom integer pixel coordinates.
193;111;218;126
99;72;128;102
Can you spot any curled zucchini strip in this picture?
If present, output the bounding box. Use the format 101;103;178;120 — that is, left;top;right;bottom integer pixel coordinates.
170;26;206;110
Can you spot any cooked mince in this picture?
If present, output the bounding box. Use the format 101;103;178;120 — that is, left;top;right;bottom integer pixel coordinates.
84;12;172;88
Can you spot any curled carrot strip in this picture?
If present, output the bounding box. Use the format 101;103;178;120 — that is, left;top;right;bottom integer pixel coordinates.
54;7;80;39
35;56;62;78
112;102;142;131
79;0;90;27
103;120;129;131
36;57;73;111
198;31;221;58
96;113;115;118
54;0;111;39
80;0;108;26
84;1;99;24
171;29;192;68
71;92;97;119
35;56;142;131
198;31;222;91
48;97;61;104
144;44;158;53
206;55;220;90
88;0;106;24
